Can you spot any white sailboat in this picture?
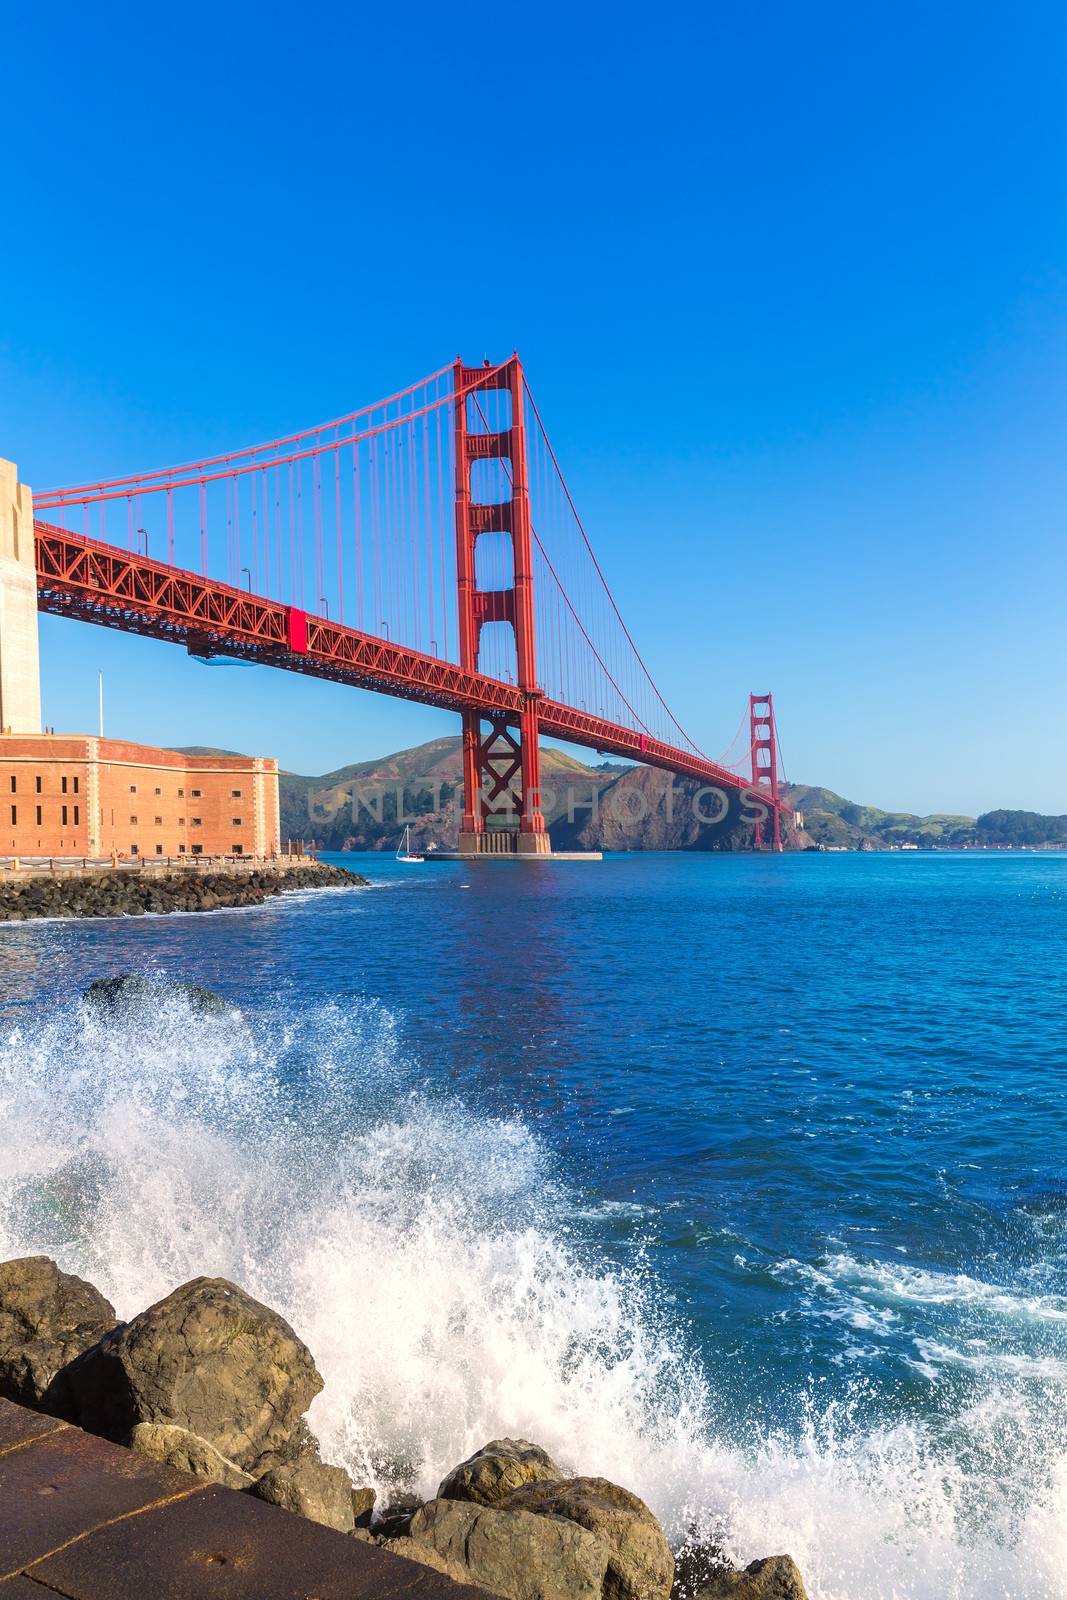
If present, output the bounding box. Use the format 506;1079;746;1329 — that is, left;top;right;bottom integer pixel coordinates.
395;824;421;863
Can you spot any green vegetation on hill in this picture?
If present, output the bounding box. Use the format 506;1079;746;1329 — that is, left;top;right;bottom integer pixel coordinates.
785;784;976;849
176;745;1066;852
267;737;629;852
975;809;1067;847
786;785;1067;850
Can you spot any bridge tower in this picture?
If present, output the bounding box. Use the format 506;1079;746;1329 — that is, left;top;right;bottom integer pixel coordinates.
0;458;42;736
749;691;782;851
453;357;549;856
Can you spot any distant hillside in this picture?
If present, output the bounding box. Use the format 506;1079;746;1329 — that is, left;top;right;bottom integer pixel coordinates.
784;785;976;849
549;764;807;852
172;746;245;757
785;786;1067;850
175;745;1066;852
974;810;1067;847
267;736;803;853
272;736;633;852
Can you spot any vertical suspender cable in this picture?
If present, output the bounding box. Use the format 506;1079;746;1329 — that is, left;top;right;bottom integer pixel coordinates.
409;410;421;649
313;454;323;615
251;471;259;591
422;398;434;656
436;398;449;660
275;463;283;599
288;464;296;605
234;475;241;586
296;463;305;610
370;429;381;634
353;437;363;631
334;441;344;624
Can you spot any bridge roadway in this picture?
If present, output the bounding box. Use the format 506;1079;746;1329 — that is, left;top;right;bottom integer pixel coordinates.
34;523;756;800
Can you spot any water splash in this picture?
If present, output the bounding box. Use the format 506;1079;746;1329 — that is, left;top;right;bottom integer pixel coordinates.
0;984;1064;1599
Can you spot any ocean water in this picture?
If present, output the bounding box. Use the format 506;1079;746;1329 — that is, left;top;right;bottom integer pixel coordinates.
0;849;1065;1599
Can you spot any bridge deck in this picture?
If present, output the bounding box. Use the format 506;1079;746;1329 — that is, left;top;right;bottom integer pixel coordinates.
34;524;758;799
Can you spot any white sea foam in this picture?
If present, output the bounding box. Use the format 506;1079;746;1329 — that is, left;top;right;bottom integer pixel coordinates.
0;986;1064;1599
821;1255;1067;1324
771;1251;1067;1354
912;1340;1067;1383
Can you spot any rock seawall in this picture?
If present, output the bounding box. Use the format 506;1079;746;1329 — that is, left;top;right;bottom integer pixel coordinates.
0;1256;809;1600
0;861;366;921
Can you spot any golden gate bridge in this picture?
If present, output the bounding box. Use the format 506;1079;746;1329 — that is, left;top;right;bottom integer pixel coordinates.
29;356;785;851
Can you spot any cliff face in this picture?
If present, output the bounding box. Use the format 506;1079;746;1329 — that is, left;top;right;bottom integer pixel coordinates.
278;737;625;852
550;766;808;852
552;768;697;851
274;735;810;853
183;745;1067;854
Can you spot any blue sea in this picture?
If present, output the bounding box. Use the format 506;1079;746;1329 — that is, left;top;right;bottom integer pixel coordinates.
1;851;1064;1598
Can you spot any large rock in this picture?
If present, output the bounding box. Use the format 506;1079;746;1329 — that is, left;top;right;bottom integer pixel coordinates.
439;1438;564;1507
0;1256;119;1405
409;1497;609;1600
351;1484;376;1526
380;1536;473;1585
59;1276;322;1475
127;1421;253;1489
249;1456;355;1533
82;975;234;1015
504;1477;674;1600
692;1556;808;1600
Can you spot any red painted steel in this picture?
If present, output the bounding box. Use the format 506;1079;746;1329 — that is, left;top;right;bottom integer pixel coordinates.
749;692;783;850
32;523;780;822
30;352;788;848
286;608;308;654
34;524;522;718
453;361;482;835
452;357;547;840
539;699;751;790
33;362;488;509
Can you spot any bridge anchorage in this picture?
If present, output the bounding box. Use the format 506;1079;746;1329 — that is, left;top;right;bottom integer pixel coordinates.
5;353;788;854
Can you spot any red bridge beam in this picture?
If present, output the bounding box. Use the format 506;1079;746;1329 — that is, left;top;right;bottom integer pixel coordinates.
33;524;773;806
537;700;752;793
34;524;521;720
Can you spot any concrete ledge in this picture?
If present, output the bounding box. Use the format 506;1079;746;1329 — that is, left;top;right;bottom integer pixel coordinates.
0;1399;483;1599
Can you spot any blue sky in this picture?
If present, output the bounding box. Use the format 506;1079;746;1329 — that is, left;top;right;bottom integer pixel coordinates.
3;2;1065;814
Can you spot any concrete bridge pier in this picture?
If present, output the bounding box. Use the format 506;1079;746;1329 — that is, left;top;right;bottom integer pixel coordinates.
0;458;42;736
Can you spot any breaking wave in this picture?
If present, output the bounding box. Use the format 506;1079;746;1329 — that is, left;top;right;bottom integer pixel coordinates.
0;983;1064;1599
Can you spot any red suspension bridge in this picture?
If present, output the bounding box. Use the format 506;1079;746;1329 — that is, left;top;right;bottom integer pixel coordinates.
30;356;786;852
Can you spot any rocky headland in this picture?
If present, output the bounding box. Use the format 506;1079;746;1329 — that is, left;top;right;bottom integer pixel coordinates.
281;731;1067;853
0;1256;808;1600
0;860;365;921
279;735;808;855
